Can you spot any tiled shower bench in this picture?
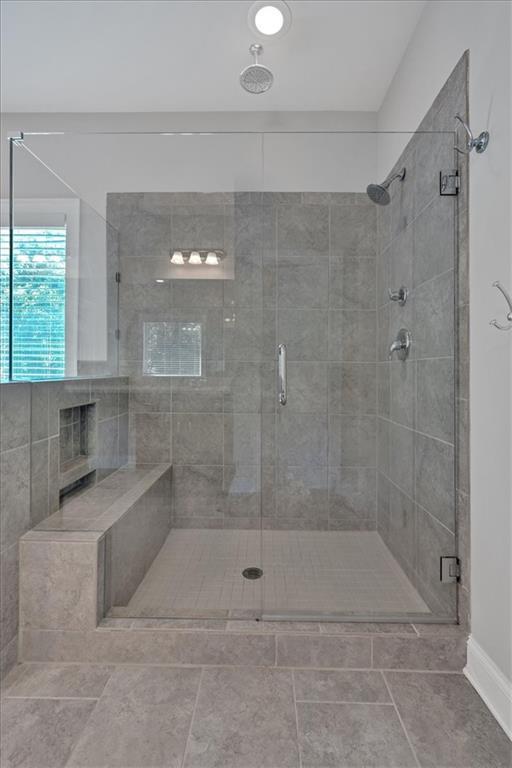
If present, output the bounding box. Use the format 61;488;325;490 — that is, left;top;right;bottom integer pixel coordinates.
18;464;172;649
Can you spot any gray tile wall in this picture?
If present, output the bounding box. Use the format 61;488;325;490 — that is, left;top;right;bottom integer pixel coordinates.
376;53;468;620
110;191;378;532
0;376;129;680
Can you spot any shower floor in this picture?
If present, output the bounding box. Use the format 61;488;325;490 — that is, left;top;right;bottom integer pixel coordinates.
118;529;430;618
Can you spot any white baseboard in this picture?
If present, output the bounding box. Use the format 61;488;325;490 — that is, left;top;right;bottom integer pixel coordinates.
464;636;512;740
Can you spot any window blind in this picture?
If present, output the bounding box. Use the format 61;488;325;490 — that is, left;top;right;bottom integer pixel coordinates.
0;227;66;380
143;321;202;377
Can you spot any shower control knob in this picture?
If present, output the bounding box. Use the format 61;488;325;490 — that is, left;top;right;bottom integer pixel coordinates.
388;286;408;306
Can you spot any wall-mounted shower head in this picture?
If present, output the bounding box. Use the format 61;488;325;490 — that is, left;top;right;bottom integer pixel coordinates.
366;167;406;205
240;44;274;94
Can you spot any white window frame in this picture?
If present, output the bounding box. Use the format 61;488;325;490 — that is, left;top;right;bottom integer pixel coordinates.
0;198;80;377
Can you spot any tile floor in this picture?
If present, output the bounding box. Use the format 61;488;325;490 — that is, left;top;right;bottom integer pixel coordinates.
121;529;430;617
1;661;510;768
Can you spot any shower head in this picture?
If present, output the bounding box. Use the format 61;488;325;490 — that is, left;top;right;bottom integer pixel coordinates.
240;44;274;94
366;167;406;205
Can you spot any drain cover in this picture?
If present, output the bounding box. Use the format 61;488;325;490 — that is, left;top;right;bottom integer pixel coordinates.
242;567;263;580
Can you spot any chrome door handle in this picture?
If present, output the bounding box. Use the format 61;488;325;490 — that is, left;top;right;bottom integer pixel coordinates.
278;344;287;405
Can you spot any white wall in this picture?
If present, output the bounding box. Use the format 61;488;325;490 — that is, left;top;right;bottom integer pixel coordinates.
378;0;512;736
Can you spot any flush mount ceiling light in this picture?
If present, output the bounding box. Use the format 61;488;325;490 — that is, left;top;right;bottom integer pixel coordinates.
248;0;291;38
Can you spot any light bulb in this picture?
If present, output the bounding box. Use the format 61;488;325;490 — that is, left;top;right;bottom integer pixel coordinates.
155;279;165;283
205;251;219;266
189;251;202;265
171;251;184;265
255;5;284;35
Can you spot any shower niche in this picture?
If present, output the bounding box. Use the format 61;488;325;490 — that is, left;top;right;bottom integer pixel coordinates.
58;402;97;496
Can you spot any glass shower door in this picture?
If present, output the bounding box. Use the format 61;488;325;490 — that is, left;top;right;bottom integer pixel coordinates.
261;130;458;622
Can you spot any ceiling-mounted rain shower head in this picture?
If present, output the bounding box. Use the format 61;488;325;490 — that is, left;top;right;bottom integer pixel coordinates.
366;167;406;206
240;43;274;94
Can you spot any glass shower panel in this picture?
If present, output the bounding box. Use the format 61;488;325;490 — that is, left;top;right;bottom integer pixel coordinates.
4;138;120;381
262;130;458;622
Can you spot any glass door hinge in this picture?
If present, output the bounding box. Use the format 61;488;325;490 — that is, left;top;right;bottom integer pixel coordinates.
440;556;460;583
115;272;121;283
440;170;460;196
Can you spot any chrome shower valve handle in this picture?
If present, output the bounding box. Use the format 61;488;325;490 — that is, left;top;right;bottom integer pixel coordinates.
490;281;512;331
388;286;408;306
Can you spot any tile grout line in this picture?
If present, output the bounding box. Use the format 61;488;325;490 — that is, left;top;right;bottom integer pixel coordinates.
381;671;422;768
180;667;204;768
291;669;303;768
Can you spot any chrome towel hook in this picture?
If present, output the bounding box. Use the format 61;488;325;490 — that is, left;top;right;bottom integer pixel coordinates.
490;281;512;331
454;114;490;154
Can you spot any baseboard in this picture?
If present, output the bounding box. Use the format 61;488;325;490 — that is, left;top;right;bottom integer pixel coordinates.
464;636;512;740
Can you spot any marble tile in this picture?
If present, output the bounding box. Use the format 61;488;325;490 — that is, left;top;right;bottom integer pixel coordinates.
286;362;328;413
19;539;99;631
120;207;171;259
277;412;328;467
129;374;171;413
173;465;225;518
318;623;416;635
0;444;30;550
0;383;30;452
413;196;455;287
1;698;95;768
416;358;454;443
373;635;465;670
276;634;371;668
223;361;275;414
390;360;415;428
377;362;390;417
329;260;377;310
224;413;261;465
328;310;376;362
278;264;329;308
328;467;376;526
30;382;50;441
278;309;328;361
30;439;49;526
387;421;414;497
328;363;377;414
294;669;390;702
415;506;457;616
67;666;200;768
96;416;119;480
173;413;223;465
276;465;328;521
388;223;413;294
297;701;416;767
184;668;299;768
91;379;119;421
3;663;113;698
171;364;224;414
328;414;376;467
224;253;264;308
223;308;275;362
233;204;275;258
330;202;377;262
0;635;17;683
0;543;18;650
170;279;224;308
415;433;455;530
277;204;329;266
414;270;454;359
385;672;512;768
133;412;171;463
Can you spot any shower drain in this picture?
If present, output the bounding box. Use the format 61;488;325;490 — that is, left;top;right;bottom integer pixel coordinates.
242;567;263;580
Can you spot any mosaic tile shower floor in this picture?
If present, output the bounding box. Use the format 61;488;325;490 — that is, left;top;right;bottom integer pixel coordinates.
119;530;429;617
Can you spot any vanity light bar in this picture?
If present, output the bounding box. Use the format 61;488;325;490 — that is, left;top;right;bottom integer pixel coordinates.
170;249;225;266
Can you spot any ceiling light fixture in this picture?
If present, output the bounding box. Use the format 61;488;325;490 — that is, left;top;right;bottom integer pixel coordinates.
248;0;291;39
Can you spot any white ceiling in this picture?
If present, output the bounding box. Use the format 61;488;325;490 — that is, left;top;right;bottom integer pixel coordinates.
1;0;426;113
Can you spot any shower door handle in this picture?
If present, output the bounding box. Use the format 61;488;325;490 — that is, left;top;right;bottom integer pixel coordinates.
278;344;287;405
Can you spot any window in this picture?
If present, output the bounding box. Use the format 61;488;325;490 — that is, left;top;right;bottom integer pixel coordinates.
0;226;66;380
0;199;79;381
143;321;202;377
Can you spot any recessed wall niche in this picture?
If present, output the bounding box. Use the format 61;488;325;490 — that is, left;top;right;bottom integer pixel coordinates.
58;402;97;494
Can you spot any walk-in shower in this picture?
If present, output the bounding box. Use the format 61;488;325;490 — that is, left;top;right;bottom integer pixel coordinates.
2;117;464;626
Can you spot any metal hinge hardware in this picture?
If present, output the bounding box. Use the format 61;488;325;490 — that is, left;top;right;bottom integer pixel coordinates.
115;272;121;283
440;556;460;583
439;170;460;196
